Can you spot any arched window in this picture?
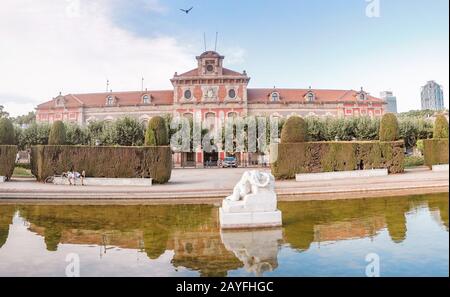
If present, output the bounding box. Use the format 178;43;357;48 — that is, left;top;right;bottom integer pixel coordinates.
306;92;315;102
183;113;193;121
56;98;65;107
227;112;238;119
106;96;114;106
205;112;216;131
271;92;280;102
142;94;150;104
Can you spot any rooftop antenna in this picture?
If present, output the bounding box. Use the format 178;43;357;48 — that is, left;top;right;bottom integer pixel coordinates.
214;32;218;52
203;32;207;52
106;79;110;92
141;76;144;92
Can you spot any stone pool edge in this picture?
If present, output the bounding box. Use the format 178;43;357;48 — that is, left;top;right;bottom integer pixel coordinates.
0;185;447;205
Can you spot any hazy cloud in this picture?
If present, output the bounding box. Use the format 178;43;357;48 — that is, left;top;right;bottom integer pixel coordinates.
0;0;192;117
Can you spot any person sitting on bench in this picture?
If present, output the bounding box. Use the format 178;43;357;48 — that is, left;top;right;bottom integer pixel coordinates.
67;169;85;186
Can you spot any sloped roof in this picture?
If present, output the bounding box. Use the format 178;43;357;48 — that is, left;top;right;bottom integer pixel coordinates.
176;67;245;78
247;88;384;103
37;90;174;109
197;51;223;59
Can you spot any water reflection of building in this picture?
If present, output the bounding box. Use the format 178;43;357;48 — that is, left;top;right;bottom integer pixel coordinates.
2;193;447;276
313;218;385;243
280;194;448;250
168;231;242;277
428;196;449;231
0;206;15;248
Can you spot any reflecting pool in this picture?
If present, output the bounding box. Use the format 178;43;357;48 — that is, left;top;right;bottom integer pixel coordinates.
0;193;448;276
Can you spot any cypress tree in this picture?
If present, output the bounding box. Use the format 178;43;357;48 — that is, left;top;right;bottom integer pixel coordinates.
48;121;66;145
433;114;449;139
0;117;15;145
145;116;169;146
379;113;399;141
280;116;307;143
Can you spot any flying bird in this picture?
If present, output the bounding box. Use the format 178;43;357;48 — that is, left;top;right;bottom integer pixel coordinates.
180;7;193;14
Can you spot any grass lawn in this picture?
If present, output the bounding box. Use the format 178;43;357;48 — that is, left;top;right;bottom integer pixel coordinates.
13;167;34;178
404;155;425;168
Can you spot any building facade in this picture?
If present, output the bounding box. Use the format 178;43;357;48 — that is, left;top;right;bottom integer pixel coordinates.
421;81;445;111
36;51;386;167
380;91;398;113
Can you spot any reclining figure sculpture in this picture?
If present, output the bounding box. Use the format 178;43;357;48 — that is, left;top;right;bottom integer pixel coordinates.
226;170;274;201
220;170;282;229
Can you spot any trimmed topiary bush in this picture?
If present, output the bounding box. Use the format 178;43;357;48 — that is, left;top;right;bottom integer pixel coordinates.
433;114;449;139
48;121;66;145
0;145;18;180
145;116;169;146
30;145;172;184
280;116;307;143
422;115;448;168
270;140;405;179
379;113;399;141
423;139;449;168
0;118;15;145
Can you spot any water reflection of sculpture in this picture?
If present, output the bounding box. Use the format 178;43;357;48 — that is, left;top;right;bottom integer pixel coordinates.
220;228;283;277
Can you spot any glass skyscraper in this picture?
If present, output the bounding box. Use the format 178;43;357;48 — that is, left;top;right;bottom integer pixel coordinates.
421;81;445;110
380;91;398;113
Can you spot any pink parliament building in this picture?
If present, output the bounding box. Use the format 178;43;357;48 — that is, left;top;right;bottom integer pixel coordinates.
36;51;386;167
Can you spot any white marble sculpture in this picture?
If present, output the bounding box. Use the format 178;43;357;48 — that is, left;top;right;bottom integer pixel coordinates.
220;170;282;229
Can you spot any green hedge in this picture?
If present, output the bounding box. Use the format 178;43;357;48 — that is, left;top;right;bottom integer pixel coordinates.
423;139;449;168
270;140;405;179
31;145;172;184
0;145;18;180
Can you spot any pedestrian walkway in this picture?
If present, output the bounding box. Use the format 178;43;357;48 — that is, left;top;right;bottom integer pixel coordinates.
0;167;447;203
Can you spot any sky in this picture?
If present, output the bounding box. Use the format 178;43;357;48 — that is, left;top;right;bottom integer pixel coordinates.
0;0;448;117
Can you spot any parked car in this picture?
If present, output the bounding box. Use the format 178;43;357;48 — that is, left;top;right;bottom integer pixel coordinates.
222;157;237;168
